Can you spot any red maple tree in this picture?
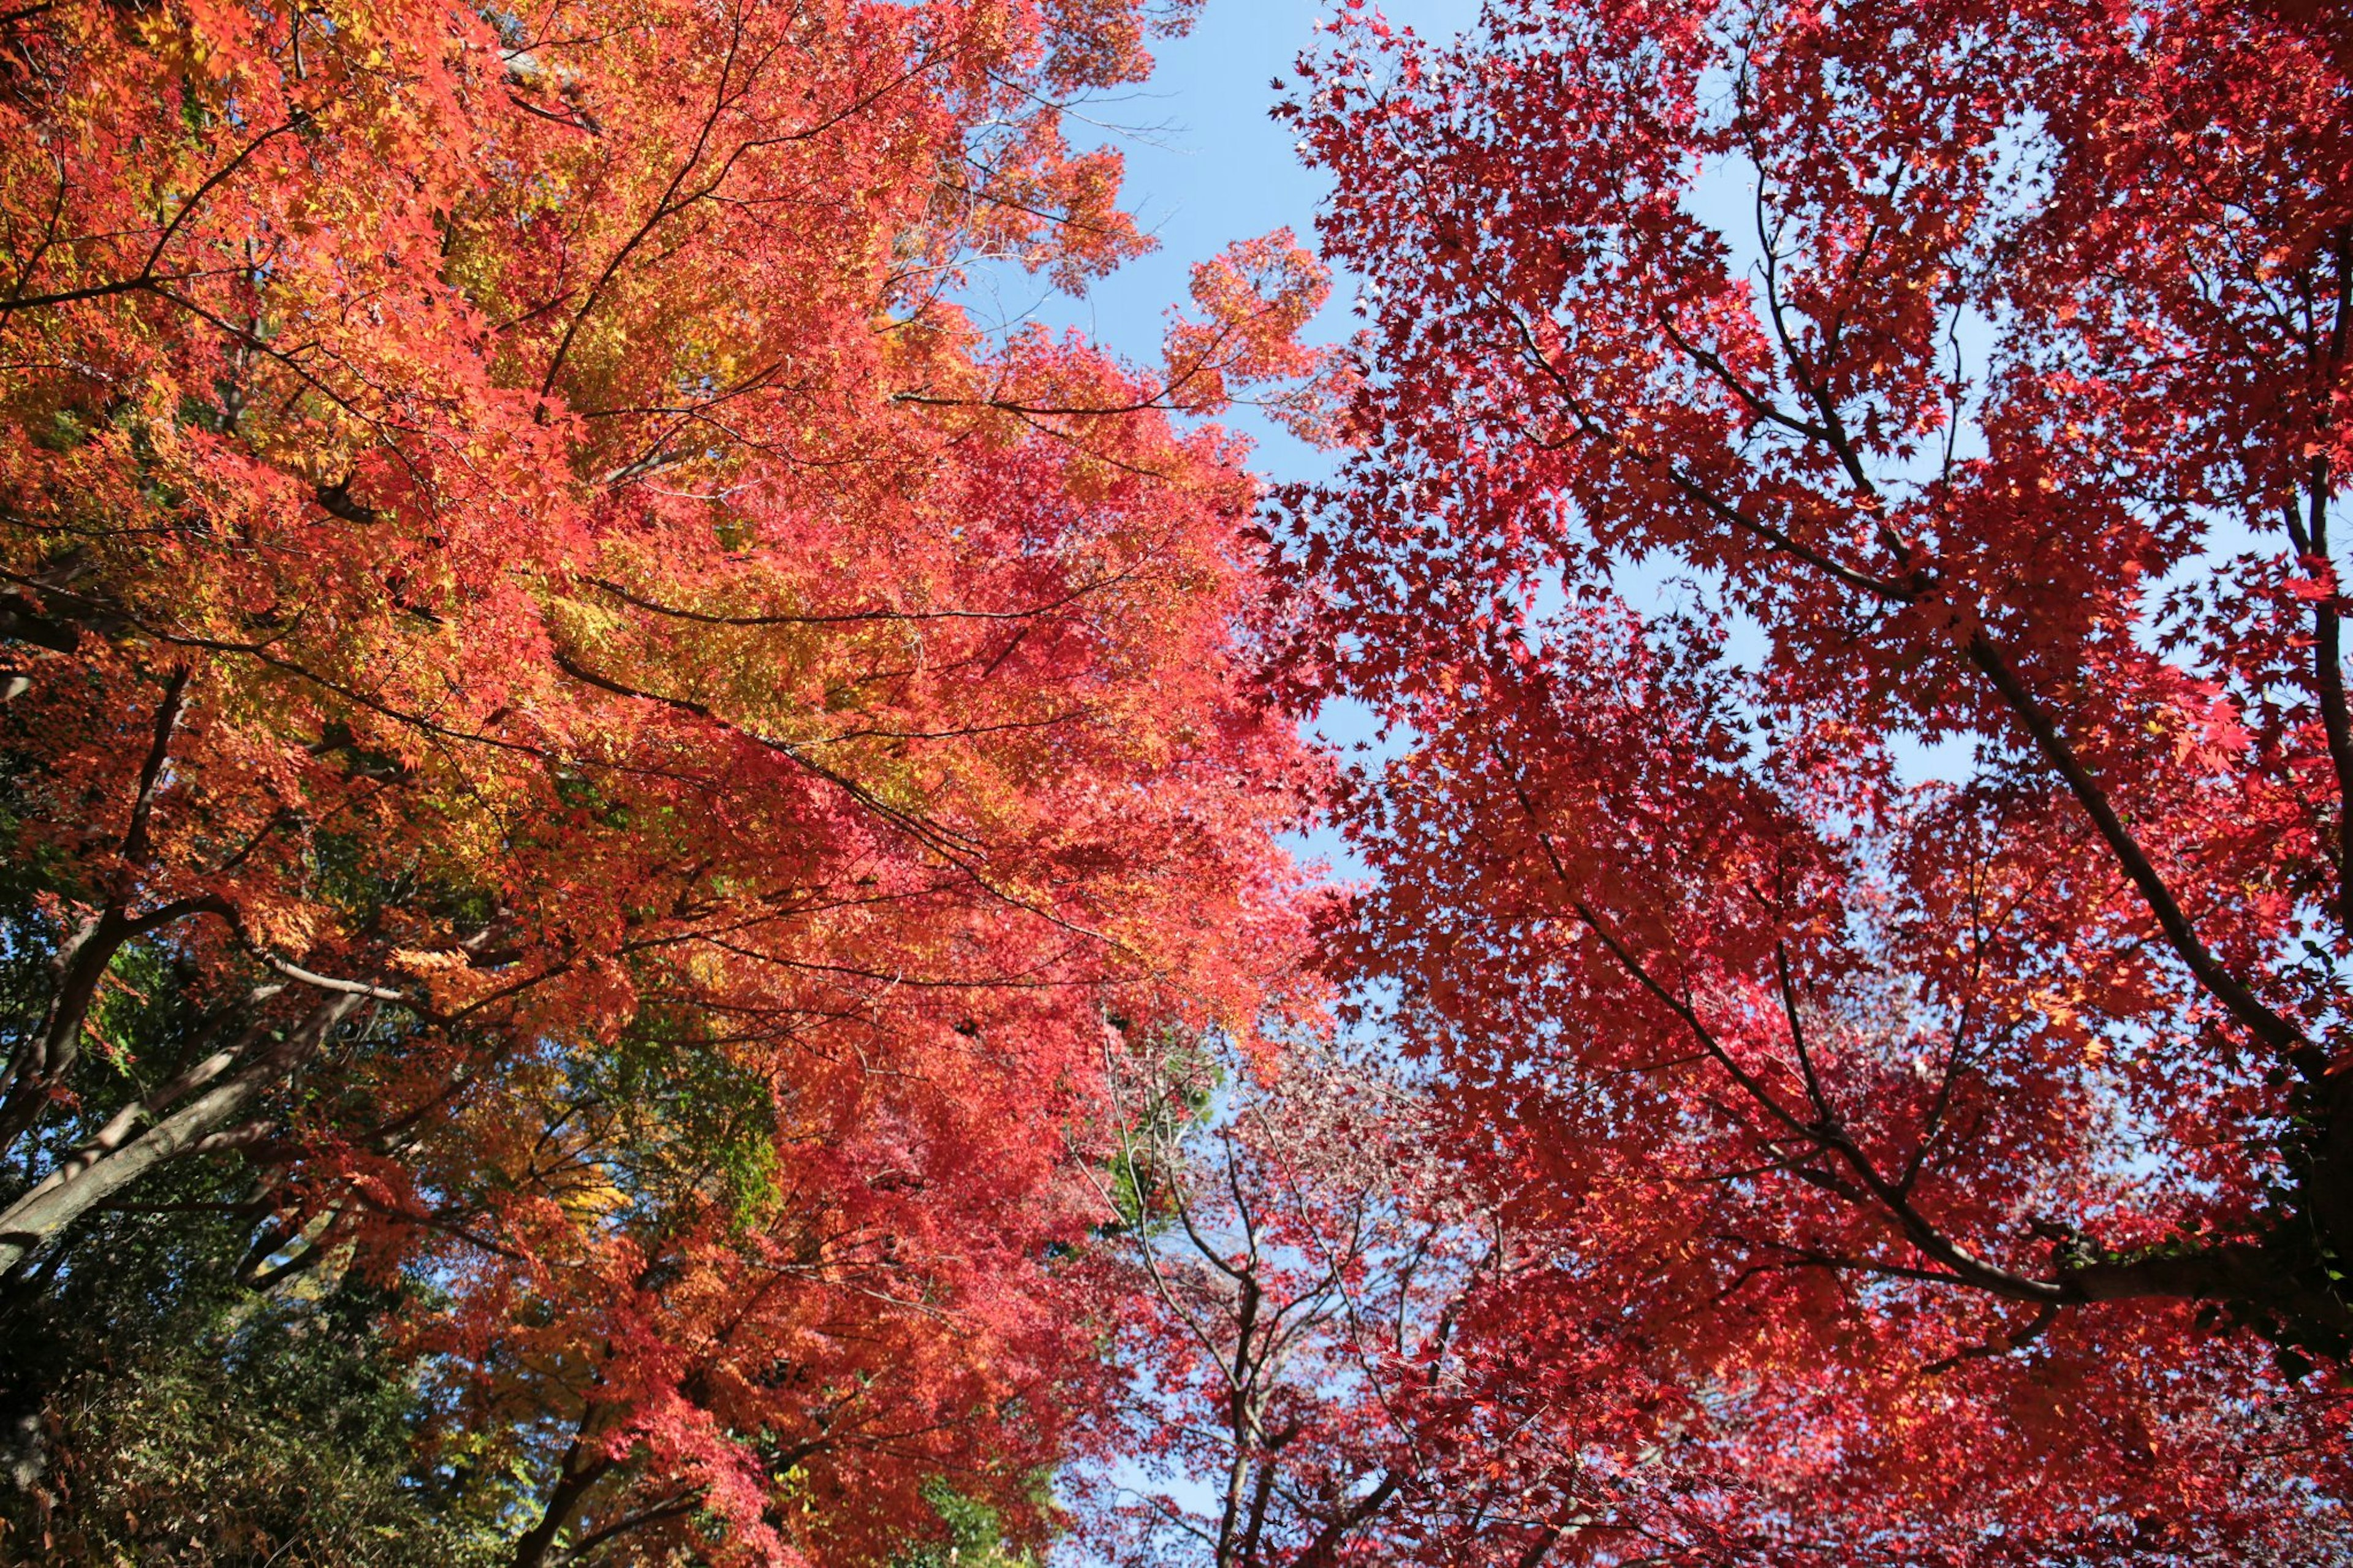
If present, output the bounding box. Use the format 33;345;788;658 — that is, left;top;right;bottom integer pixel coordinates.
1268;0;2353;1554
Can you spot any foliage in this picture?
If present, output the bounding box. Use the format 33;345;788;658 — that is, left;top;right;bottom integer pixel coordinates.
1085;1036;1725;1568
1267;0;2353;1557
892;1483;1043;1568
0;0;1330;1560
0;1161;513;1566
16;0;2353;1559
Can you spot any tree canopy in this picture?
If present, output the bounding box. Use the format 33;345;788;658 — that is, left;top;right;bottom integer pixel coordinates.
6;0;2353;1562
0;0;1324;1559
1262;0;2353;1556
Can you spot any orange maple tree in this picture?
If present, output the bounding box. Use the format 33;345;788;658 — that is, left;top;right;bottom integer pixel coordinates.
1266;0;2353;1555
0;0;1330;1559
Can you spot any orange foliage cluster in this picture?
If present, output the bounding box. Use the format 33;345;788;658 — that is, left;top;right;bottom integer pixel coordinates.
0;0;1331;1559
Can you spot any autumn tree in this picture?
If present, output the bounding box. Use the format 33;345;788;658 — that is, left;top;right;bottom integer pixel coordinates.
1271;0;2353;1553
1083;1034;1730;1567
0;0;1330;1558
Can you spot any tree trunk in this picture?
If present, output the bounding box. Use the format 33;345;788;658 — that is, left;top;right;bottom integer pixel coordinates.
0;907;132;1154
512;1444;613;1568
0;993;355;1275
0;668;191;1157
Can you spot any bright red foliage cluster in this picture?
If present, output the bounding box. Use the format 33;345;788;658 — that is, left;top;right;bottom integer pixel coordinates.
1259;0;2353;1556
0;0;1330;1559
